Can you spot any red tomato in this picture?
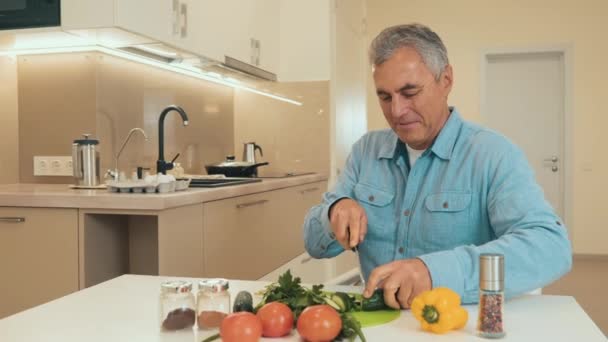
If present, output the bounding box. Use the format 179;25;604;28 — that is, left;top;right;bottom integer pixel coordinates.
220;312;263;342
297;305;342;342
256;302;294;337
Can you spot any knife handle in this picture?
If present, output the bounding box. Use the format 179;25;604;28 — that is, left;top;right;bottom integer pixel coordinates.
347;226;359;252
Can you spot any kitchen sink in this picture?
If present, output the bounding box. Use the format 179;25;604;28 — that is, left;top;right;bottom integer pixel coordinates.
189;178;262;188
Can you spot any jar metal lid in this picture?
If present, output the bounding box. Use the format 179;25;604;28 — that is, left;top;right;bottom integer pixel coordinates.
161;280;193;294
199;278;229;292
479;253;504;291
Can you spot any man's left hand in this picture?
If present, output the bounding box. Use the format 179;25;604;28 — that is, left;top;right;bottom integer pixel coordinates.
363;258;432;309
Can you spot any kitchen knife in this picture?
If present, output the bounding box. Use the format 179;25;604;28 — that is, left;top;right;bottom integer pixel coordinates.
347;227;366;286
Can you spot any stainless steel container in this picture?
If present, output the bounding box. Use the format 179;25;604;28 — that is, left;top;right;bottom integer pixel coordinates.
242;142;263;163
72;134;100;187
477;253;506;338
479;253;504;292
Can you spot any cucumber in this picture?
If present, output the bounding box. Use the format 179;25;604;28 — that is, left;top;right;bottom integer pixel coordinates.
323;297;342;311
233;291;254;313
361;289;391;311
332;292;354;312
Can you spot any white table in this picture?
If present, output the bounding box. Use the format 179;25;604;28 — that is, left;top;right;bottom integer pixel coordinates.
0;275;605;341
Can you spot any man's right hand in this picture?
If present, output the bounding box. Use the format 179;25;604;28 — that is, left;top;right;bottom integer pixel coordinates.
329;198;368;250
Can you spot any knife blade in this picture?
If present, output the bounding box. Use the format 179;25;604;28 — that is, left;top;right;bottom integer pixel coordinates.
347;227;366;286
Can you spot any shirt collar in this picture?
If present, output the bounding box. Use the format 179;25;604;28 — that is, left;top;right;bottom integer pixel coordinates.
429;107;462;160
378;133;399;159
377;107;463;161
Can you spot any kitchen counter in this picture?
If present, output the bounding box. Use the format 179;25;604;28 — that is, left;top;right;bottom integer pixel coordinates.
0;173;327;210
0;274;605;342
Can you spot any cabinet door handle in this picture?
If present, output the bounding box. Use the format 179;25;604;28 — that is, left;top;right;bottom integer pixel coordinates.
255;39;261;66
172;0;180;36
180;2;188;38
250;38;257;65
299;187;319;194
236;199;269;209
0;217;26;223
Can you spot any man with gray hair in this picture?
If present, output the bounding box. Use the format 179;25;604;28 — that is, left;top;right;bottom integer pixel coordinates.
304;23;571;308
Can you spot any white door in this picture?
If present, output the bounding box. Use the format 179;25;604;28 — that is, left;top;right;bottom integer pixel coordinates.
483;51;565;217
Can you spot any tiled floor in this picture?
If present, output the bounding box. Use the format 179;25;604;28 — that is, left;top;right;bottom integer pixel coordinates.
544;255;608;337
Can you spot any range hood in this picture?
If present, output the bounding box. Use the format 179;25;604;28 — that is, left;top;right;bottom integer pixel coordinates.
122;45;277;82
222;56;277;82
116;43;300;105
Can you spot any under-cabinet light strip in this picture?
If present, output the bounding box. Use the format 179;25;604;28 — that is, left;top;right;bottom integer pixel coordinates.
0;46;303;106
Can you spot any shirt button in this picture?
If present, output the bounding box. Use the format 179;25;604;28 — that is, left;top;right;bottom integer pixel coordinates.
443;201;449;209
329;232;336;239
556;221;562;226
368;195;375;202
403;209;411;216
398;247;405;253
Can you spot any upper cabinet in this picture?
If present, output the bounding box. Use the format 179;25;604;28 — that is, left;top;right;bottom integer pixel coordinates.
115;0;281;74
114;0;174;45
61;0;328;81
179;0;280;73
61;0;115;30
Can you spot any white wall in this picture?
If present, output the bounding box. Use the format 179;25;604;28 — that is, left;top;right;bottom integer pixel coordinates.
329;0;368;277
279;0;331;82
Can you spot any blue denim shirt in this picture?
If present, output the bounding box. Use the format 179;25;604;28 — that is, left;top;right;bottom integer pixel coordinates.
303;108;572;303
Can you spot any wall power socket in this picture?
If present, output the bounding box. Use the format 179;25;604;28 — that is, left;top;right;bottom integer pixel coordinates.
33;156;73;176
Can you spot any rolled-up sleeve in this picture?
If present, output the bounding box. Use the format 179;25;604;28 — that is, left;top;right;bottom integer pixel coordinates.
303;140;363;259
419;138;572;304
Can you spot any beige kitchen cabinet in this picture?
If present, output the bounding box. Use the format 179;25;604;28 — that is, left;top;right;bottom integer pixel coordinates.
61;0;155;47
203;181;327;280
61;0;323;80
173;0;280;74
114;0;280;74
259;251;334;284
0;207;78;319
61;0;115;30
219;0;280;73
114;0;174;45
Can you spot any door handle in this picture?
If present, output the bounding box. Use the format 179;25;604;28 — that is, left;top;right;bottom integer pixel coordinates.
0;217;26;223
544;156;558;163
236;199;268;209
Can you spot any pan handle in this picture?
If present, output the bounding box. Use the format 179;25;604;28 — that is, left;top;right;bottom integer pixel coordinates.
243;162;269;171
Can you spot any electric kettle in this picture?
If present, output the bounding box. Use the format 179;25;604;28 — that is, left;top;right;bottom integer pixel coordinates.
72;134;101;187
242;142;263;163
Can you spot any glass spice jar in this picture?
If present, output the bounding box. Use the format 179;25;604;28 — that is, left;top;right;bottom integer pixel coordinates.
477;253;506;339
197;279;231;330
159;280;196;331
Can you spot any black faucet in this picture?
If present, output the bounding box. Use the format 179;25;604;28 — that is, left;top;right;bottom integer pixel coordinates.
157;105;189;174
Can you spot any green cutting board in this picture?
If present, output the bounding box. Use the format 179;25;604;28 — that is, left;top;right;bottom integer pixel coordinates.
345;292;401;327
351;309;401;327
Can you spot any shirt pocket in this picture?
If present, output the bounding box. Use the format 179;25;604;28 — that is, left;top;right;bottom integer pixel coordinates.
353;183;395;231
421;191;472;249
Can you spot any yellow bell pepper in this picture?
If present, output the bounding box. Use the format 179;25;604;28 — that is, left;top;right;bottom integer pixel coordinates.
411;287;468;334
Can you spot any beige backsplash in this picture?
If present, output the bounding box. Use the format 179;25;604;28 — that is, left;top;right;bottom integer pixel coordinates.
6;51;328;183
234;81;329;176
